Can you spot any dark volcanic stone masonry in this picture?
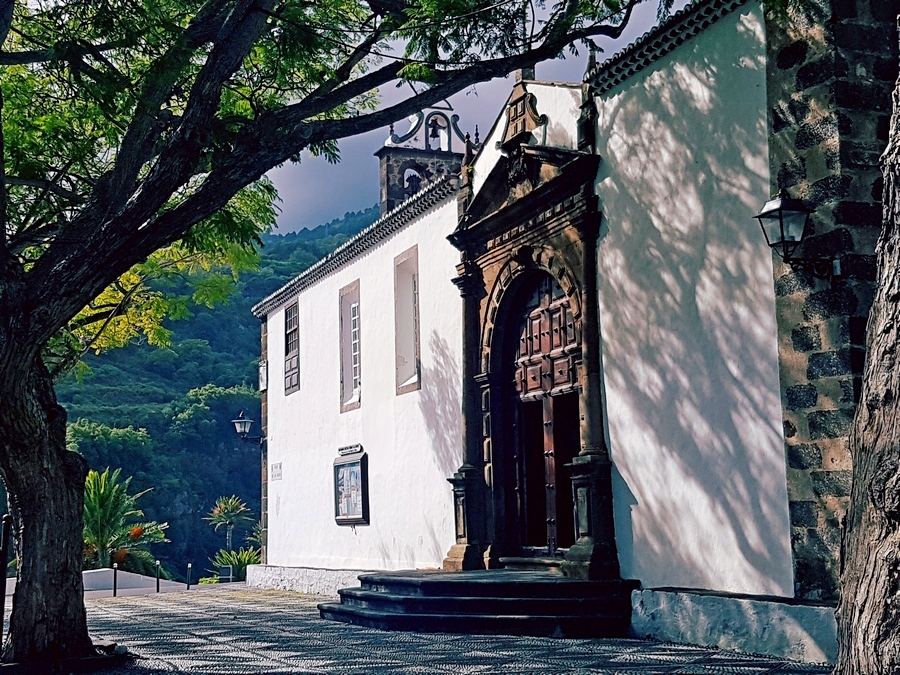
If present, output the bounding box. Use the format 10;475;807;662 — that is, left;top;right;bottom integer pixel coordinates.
765;0;896;602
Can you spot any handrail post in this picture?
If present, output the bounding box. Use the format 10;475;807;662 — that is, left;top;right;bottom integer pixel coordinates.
112;563;118;597
186;562;192;590
156;560;160;593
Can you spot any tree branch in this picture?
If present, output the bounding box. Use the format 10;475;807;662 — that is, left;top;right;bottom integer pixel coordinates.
6;177;84;204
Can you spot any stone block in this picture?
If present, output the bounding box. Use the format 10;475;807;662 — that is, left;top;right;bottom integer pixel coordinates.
777;41;810;69
792;527;838;602
795;116;838;150
786;384;819;410
801;228;853;258
789;500;818;527
835;200;881;227
871;0;900;22
784;417;798;440
797;57;835;90
808;408;854;439
792;325;822;352
877;115;891;142
840;254;876;280
834;80;891;112
832;0;857;18
778;160;806;188
834;23;894;53
841;141;884;169
874;56;898;83
811;470;852;497
808;174;852;208
808;349;852;379
788;442;823;469
803;287;858;321
775;270;814;297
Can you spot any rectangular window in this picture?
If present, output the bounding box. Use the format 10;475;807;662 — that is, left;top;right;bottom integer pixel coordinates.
394;246;421;395
284;302;299;394
340;280;361;412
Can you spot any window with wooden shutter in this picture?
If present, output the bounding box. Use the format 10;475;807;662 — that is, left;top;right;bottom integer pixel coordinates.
284;302;299;394
339;280;361;412
394;246;421;395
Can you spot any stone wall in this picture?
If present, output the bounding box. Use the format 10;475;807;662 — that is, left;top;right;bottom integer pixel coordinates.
376;147;462;215
765;0;897;601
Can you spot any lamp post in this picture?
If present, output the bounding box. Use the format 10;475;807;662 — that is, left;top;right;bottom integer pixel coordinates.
755;188;840;279
231;411;266;563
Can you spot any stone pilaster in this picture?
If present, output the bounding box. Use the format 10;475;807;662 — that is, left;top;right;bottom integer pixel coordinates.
562;214;620;581
765;0;895;601
443;259;489;571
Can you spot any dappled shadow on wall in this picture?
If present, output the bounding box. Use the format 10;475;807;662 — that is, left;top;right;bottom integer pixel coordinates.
418;331;463;480
594;9;794;597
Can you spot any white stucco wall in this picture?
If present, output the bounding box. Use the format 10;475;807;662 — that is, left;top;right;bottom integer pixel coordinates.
265;198;463;571
471;81;582;197
595;2;794;596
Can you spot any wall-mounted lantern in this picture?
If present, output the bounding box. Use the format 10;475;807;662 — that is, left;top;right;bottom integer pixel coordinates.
755;189;840;279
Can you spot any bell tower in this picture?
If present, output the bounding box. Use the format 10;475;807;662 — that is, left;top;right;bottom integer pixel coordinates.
375;108;477;216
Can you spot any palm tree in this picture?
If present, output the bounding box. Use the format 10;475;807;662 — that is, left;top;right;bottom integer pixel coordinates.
83;468;168;574
204;496;254;551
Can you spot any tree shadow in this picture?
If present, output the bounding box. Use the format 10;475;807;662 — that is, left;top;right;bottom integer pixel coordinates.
592;6;795;597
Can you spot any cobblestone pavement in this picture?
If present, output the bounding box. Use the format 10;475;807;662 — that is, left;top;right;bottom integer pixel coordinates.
85;585;831;674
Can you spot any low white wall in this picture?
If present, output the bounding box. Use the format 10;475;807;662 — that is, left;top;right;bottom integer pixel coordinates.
631;588;837;664
247;564;367;597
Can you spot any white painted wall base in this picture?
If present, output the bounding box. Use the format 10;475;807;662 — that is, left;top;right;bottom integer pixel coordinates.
246;564;370;597
631;589;837;664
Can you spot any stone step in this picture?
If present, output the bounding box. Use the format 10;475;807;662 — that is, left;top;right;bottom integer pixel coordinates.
337;587;631;616
498;556;564;572
358;570;638;599
317;601;631;638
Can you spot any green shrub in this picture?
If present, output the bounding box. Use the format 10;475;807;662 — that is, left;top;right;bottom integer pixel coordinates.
210;546;260;582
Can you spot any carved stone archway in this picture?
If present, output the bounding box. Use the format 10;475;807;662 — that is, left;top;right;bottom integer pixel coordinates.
443;123;621;579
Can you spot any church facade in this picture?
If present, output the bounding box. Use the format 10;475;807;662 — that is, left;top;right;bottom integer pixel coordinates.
248;0;893;663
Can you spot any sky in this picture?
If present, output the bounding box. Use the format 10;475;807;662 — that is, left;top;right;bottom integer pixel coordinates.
267;0;690;232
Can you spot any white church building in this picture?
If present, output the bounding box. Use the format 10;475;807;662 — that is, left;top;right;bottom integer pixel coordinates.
245;0;891;663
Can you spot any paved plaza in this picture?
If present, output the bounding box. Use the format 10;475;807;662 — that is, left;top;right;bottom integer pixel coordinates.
80;585;831;674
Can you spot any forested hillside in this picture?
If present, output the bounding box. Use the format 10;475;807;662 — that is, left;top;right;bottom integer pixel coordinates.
58;206;379;579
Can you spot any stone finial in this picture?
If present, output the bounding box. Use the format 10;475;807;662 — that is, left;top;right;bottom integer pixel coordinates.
515;67;535;82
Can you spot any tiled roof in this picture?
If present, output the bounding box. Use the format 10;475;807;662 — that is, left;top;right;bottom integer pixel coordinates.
585;0;750;95
252;176;459;318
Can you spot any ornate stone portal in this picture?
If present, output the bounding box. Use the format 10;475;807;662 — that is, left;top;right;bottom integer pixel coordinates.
443;82;620;580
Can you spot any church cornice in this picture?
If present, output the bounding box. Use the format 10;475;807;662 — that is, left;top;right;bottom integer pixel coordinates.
252;176;459;318
585;0;749;95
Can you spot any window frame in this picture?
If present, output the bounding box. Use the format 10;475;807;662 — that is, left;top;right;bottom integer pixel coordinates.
394;246;421;395
339;280;362;412
284;301;299;395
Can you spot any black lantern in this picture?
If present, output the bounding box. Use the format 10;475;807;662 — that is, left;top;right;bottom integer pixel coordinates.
754;189;812;261
755;189;838;279
231;411;253;438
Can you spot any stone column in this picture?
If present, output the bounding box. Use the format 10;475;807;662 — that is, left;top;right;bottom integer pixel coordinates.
443;257;488;571
562;216;621;580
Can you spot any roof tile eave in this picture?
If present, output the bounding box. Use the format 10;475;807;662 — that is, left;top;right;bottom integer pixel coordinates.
251;175;459;318
585;0;750;95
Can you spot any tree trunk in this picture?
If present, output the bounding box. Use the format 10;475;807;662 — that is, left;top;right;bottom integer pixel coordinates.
835;67;900;673
0;353;92;664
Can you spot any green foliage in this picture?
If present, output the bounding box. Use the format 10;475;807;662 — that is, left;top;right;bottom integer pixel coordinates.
59;209;377;580
205;496;254;531
82;468;169;573
211;547;261;582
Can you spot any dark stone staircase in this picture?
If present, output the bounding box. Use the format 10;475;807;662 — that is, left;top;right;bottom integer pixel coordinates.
318;569;639;638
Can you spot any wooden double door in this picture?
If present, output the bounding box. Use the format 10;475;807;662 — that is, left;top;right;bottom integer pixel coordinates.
508;274;580;556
